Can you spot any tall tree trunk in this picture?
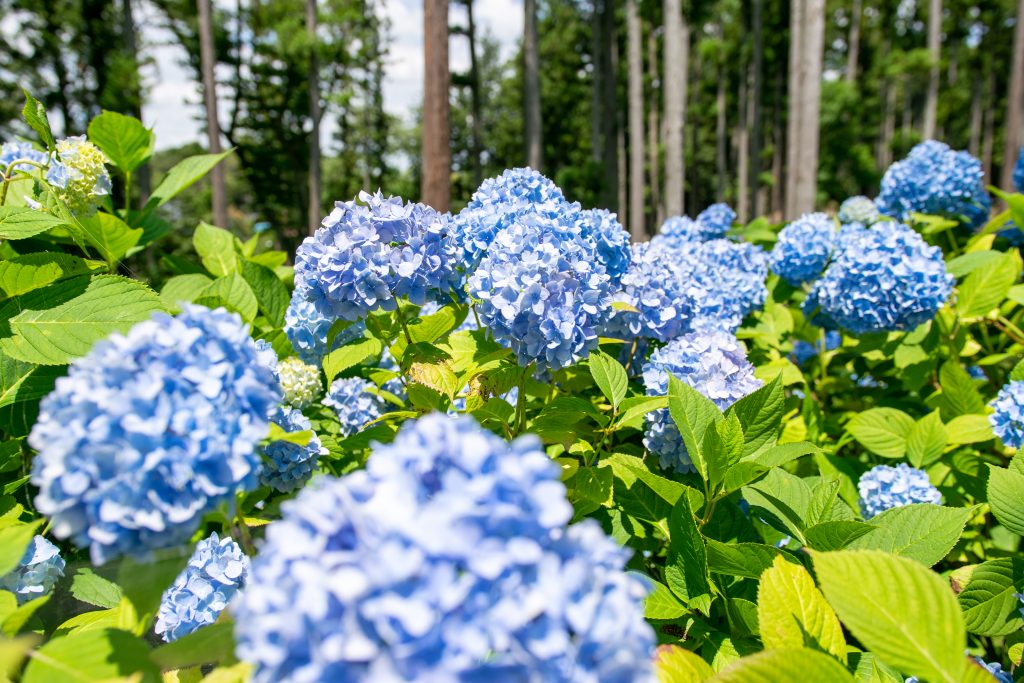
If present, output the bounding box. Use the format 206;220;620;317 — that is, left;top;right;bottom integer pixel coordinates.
466;0;484;186
524;0;542;170
785;0;804;218
787;0;824;217
983;70;996;180
749;0;763;217
197;0;228;228
715;69;727;203
597;0;618;211
737;70;749;223
923;0;941;140
663;0;687;216
121;0;150;200
877;36;893;170
627;0;645;240
422;0;451;211
1003;0;1024;190
647;30;663;226
306;0;322;234
969;75;982;157
846;0;861;84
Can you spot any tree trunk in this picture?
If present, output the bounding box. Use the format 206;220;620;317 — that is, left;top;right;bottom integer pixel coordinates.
969;76;982;157
984;70;995;180
771;71;785;216
598;0;618;211
422;0;451;211
121;0;150;200
877;36;893;170
524;0;542;170
922;0;941;140
715;70;727;203
306;0;322;234
627;0;645;240
197;0;229;228
1002;0;1024;190
466;0;483;186
784;0;803;218
787;0;824;217
749;0;763;217
846;0;861;84
647;30;663;227
663;0;686;216
736;71;749;224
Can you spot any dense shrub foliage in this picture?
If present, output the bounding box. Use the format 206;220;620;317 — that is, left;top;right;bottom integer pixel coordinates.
3;94;1024;683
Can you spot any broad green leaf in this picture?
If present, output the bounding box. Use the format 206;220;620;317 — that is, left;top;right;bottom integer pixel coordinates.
571;466;613;515
945;414;994;445
668;375;722;482
240;261;288;327
643;576;687;620
151;622;235;670
705;541;789;580
938;361;986;417
21;628;158;682
408;361;461;402
2;595;48;635
956;250;1021;318
266;423;312;447
0;633;36;682
654;645;714;682
710;648;855;682
76;211;143;265
906;411;947;467
390;305;465;359
664;492;712;614
757;556;846;662
87;111;154;173
958;557;1024;636
804;520;877;551
54;607;123;637
195;274;258;322
814;550;966;683
70;569;123;609
848;651;906;683
323;338;384;385
0;207;68;240
0;252;103;299
117;550;191;631
0;276;165;365
193;222;239;277
589;350;628;408
0;351;62;436
946;250;1002;278
849;504;969;566
614;395;668;430
726;374;784;456
846;408;915;458
160;274;213;312
742;469;811;543
149;151;233;209
21;89;55;149
0;520;42;577
987;465;1024;535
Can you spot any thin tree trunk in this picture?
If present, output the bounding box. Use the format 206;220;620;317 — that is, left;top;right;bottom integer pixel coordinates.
771;92;784;218
627;0;645;240
984;71;995;180
785;0;804;218
788;0;824;217
524;0;542;169
737;70;749;223
604;1;620;212
923;0;941;140
647;30;663;227
877;36;893;170
466;0;483;186
422;0;451;211
715;70;727;203
749;0;763;216
846;0;861;84
969;76;982;157
121;0;150;200
306;0;322;234
1003;0;1024;190
663;0;686;216
197;0;228;228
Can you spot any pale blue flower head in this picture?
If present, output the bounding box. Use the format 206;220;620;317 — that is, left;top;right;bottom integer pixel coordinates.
770;212;837;285
0;535;64;604
656;216;704;248
684;239;769;332
29;305;280;564
260;405;327;492
857;464;942;519
155;532;248;642
603;241;696;343
643;332;761;472
696;203;737;238
284;289;366;365
323;377;386;438
990;380;1024;448
232;414;655;682
0;140;46;173
578;208;632;283
790;331;842;366
838;196;881;225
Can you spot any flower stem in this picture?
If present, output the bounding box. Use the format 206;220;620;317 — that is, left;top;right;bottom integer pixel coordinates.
514;365;530;435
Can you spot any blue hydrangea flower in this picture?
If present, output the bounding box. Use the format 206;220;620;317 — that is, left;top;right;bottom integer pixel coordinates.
857;464;943;519
276;357;322;409
0;140;47;174
770;212;837;285
284;289;367;365
155;532;248;642
468;166;566;210
876;140;991;227
656;216;704;247
790;330;842;366
44;136;111;213
643;332;762;472
967;365;987;381
468;212;614;371
260;406;327;492
603;241;696;342
323;377;386;438
0;535;64;604
803;221;952;335
1015;147;1024;193
578;208;631;283
29;305;280;564
684;239;769;332
990;380;1024;448
838;196;881;225
696;203;737;237
294;191;460;322
232;414;655;682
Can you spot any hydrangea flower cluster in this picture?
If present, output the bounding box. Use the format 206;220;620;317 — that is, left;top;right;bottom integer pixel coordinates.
838;196;881;225
44;136;111;213
875;140;991;227
656;216;705;247
685;239;769;332
468;213;614;370
578;208;631;283
1;140;47;174
276;357;321;409
857;464;943;519
232;414;655;682
989;380;1024;448
260;406;327;492
790;330;842;366
803;221;952;334
155;533;248;642
323;377;386;437
0;535;64;604
284;290;366;365
29;305;280;564
695;202;737;237
643;332;762;472
294;191;460;322
468;166;566;210
604;242;695;342
769;212;837;285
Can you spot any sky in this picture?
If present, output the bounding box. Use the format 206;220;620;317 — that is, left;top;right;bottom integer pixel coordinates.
139;0;523;151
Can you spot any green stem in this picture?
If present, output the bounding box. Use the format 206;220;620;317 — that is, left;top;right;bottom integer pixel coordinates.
124;170;132;214
996;316;1024;347
514;365;531;435
399;312;413;345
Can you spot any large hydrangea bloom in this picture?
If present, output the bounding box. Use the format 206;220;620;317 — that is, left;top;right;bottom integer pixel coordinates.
990;380;1024;448
656;216;705;248
233;414;655;682
685;239;769;332
838;196;881;225
260;406;327;492
468;166;566;211
294;191;460;322
0;140;47;174
603;242;695;342
769;212;837;285
803;221;952;334
155;533;248;642
578;208;631;283
323;377;386;438
643;332;762;472
876;140;991;227
284;289;366;365
696;202;737;238
29;305;280;564
857;464;943;519
44;136;111;213
468;211;614;370
0;535;64;604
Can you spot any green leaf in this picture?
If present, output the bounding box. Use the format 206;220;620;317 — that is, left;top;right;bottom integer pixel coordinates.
938;361;986;417
726;374;784;456
804;520;877;551
846;408;915;458
706;541;791;579
151;621;235;670
589;350;628;408
946;250;1003;278
570;466;613;515
76;212;143;265
703;412;744;490
0;207;69;240
987;464;1024;535
710;648;855;682
323;338;384;385
742;469;811;543
654;644;714;682
757;555;846;662
0;275;165;365
86;111;154;173
958;557;1024;636
0;520;43;576
2;594;49;635
193;222;239;277
849;504;970;566
195;274;258;322
21;89;55;149
267;422;312;447
945;414;994;445
70;569;123;609
813;549;967;683
0;252;103;299
160;274;213;312
668;375;722;482
614;395;668;430
21;628;159;682
906;411;947;467
117;551;191;629
240;261;288;327
148;151;233;209
664;492;712;614
956;250;1021;318
642;576;688;620
0;351;63;436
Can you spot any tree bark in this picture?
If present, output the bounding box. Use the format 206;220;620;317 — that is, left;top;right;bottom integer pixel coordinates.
306;0;322;234
197;0;229;228
983;70;995;180
422;0;451;211
627;0;645;240
787;0;824;217
121;0;150;199
737;68;749;223
647;30;663;226
1003;0;1024;190
465;0;483;186
749;0;763;217
598;0;619;211
922;0;941;140
524;0;542;170
715;69;727;203
845;0;861;84
784;0;803;218
663;0;687;216
969;75;982;158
